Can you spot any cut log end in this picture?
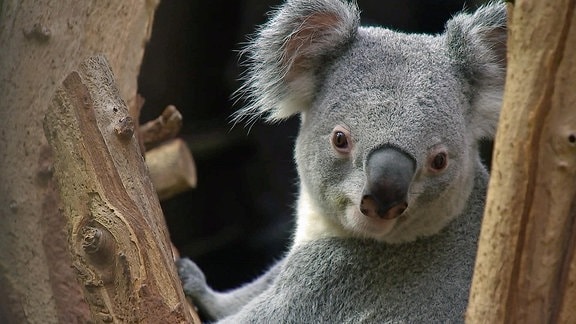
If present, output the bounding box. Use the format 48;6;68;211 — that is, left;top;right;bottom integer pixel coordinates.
146;138;197;201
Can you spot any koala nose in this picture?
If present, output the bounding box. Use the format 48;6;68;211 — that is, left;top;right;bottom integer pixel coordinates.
360;147;415;219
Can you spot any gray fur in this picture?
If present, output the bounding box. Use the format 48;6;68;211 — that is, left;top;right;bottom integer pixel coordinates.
200;168;487;323
234;0;360;124
179;0;507;322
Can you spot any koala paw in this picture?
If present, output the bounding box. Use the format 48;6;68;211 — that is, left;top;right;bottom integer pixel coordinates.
176;257;209;298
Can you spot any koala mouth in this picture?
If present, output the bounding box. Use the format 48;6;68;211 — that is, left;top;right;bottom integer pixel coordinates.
348;206;400;239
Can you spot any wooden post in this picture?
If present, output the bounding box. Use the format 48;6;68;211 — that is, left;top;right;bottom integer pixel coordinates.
466;0;576;323
44;55;199;323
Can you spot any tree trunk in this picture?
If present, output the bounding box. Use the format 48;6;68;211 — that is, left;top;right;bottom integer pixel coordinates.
44;55;197;323
467;0;576;323
0;1;159;322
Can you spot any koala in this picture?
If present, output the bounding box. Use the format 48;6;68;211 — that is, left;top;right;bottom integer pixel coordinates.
178;0;507;322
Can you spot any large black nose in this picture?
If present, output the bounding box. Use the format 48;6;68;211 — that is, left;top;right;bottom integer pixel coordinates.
360;147;415;219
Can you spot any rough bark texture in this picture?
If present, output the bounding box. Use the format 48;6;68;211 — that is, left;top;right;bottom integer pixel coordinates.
0;1;159;322
44;55;197;324
467;0;576;323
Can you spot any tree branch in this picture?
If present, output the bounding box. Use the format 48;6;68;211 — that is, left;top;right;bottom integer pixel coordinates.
146;139;197;201
44;55;199;323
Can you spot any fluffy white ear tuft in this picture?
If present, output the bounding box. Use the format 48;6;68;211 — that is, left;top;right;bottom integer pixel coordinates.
234;0;360;124
445;2;507;141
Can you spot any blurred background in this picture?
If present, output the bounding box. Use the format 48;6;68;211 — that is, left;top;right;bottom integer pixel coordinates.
137;0;488;291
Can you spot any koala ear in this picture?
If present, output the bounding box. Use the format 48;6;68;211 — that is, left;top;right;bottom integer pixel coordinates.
445;2;507;141
235;0;360;124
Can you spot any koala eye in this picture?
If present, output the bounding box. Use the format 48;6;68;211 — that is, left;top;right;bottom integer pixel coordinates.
430;152;448;171
331;126;352;155
334;132;347;147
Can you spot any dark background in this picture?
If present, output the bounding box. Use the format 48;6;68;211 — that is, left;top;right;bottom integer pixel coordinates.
137;0;487;291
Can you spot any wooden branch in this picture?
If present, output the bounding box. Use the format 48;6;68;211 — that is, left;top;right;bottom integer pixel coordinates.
146;139;197;201
141;105;183;150
44;55;199;323
467;1;576;323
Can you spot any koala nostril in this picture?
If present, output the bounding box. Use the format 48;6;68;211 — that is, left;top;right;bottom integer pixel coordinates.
360;195;379;218
387;202;408;219
360;195;407;219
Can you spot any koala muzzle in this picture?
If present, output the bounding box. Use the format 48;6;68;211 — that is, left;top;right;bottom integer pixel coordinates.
360;147;415;219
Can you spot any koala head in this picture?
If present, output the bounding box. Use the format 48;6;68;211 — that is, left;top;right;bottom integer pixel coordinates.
237;0;507;244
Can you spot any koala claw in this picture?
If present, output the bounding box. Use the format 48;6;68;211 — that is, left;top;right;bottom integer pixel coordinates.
176;257;209;297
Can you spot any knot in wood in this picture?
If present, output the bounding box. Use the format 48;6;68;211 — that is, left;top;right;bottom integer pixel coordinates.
82;226;104;254
23;23;51;42
115;116;135;140
81;225;116;266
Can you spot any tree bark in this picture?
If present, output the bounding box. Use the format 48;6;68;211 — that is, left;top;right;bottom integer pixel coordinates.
467;0;576;323
0;1;159;322
44;55;197;324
